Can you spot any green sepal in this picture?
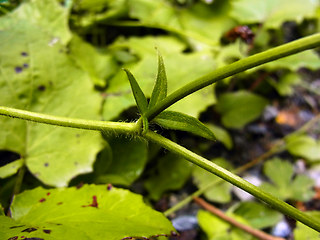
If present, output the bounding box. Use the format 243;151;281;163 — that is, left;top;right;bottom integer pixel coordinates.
148;53;168;110
124;69;148;115
154;111;216;141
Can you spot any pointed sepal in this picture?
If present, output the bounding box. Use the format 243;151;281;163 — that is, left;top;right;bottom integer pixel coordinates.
154;111;216;141
148;53;168;110
124;69;148;115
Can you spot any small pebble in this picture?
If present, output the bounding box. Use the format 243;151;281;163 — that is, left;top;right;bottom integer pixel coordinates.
171;215;198;231
271;219;291;238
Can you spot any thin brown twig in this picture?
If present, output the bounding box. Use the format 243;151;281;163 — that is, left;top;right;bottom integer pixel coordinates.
194;197;285;240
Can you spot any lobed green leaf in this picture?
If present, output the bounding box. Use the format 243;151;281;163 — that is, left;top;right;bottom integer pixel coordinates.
215;90;268;129
68;35;118;87
260;158;315;201
0;185;175;240
230;0;318;29
0;159;23;179
0;4;104;187
286;134;320;162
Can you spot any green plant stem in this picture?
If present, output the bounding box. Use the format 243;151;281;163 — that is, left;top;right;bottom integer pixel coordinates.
145;33;320;120
165;113;320;216
144;130;320;232
0;106;138;135
164;141;285;216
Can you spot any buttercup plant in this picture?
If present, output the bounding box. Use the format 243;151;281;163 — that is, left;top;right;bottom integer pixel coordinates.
1;32;320;238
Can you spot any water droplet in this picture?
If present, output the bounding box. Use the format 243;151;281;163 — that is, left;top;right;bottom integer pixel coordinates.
48;37;60;47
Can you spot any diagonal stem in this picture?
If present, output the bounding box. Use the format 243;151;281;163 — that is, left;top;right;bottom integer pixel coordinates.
145;33;320;120
144;130;320;232
164;114;320;216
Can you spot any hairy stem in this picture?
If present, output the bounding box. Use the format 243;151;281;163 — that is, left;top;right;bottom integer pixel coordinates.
0;106;138;135
164;142;285;216
145;33;320;120
144;130;320;232
165;114;320;216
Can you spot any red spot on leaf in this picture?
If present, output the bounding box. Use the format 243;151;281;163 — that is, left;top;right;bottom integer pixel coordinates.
57;202;63;205
43;229;51;234
46;192;50;196
9;225;25;229
154;234;168;237
21;227;37;233
39;198;46;203
15;66;23;73
171;231;179;237
8;236;18;240
107;183;113;191
82;196;98;208
76;182;84;189
121;234;168;240
24;238;44;240
89;195;98;208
